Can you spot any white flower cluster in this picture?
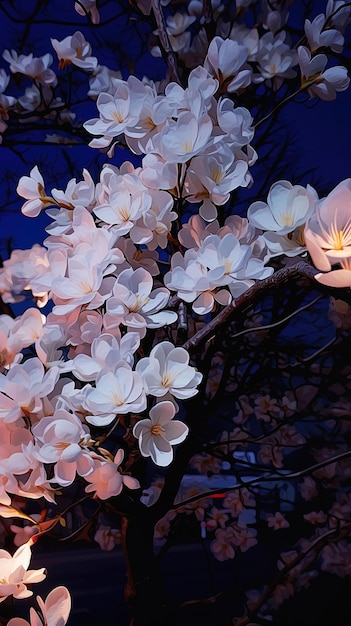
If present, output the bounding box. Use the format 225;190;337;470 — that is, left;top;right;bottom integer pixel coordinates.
0;0;350;517
84;66;255;221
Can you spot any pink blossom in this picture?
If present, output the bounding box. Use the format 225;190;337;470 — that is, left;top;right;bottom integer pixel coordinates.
85;449;139;499
0;542;46;603
7;585;71;626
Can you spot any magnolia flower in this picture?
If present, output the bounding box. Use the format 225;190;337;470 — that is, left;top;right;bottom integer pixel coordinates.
304;13;344;53
248;180;316;257
133;401;188;466
106;267;177;331
185;145;248;221
17;166;55;218
0;543;46;603
136;341;202;399
255;32;297;85
50;251;112;316
84;76;146;138
0;357;59;423
51;31;98;71
8;586;71;626
2;50;57;85
305;178;351;286
84;366;146;426
85;449;139;499
217;99;254;147
32;409;95;486
153;111;213;163
164;249;219;314
204;36;251;92
71;331;140;381
298;45;350;100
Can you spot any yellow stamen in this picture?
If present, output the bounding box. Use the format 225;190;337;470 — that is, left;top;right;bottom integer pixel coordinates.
151;424;165;436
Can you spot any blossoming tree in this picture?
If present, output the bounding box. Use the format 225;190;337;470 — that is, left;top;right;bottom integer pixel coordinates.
1;0;351;624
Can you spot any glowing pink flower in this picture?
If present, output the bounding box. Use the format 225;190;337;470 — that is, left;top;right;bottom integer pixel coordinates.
85;449;139;499
7;585;71;626
0;543;46;603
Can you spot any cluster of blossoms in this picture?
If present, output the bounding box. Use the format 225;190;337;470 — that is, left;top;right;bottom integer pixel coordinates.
1;1;351;623
0;143;350;511
0;0;350;146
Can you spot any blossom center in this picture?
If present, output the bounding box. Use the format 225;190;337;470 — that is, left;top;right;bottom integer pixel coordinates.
112;109;124;124
280;212;294;227
119;207;131;222
210;166;223;185
112;392;124;407
161;372;173;388
150;424;165;436
320;214;351;251
181;140;194;154
79;280;93;294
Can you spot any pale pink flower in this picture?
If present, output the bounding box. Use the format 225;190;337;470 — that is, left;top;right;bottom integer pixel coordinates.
255;32;297;86
204;37;252;92
206;506;229;530
140;189;177;250
85;449;139;499
51;169;95;212
17;167;55;218
136;341;202;400
93;189;150;238
140;153;178;190
0;543;46;603
32;409;95;486
178;214;219;250
210;527;236;561
51;31;97;71
133;401;188;466
248;180;315;236
0;358;59;423
3;50;57;85
299;476;318;501
152;111;213;163
305;178;351;281
267;511;290;530
94;525;121;551
321;541;351;576
303;511;328;524
71;331;140;381
10;308;45;350
231;522;258;552
84;76;146;138
10;522;39;547
7;585;71;626
164;249;216;314
84;366;146;426
0;244;50;307
50;252;111;316
217;98;254;147
185;145;248;219
106;267;176;331
298;45;350;100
